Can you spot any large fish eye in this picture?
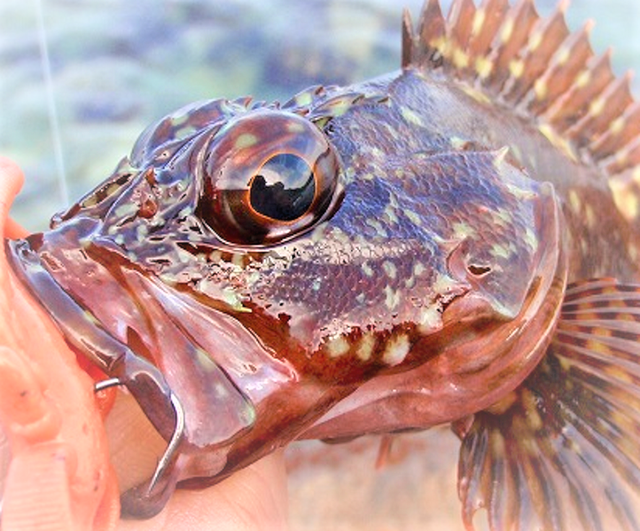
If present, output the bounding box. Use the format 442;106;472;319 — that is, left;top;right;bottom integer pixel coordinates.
200;110;341;246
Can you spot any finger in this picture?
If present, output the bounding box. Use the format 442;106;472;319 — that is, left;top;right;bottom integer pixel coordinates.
109;393;289;531
0;157;119;531
0;157;24;217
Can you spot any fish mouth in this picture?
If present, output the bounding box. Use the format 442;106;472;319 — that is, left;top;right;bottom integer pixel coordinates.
302;183;569;440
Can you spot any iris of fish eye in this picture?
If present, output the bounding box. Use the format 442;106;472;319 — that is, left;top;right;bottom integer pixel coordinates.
250;154;316;221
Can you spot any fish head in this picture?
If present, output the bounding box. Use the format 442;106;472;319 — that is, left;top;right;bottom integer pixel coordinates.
9;82;567;512
47;83;566;391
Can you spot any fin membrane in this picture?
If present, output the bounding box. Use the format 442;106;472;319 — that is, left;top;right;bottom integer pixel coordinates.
456;279;640;531
402;0;640;224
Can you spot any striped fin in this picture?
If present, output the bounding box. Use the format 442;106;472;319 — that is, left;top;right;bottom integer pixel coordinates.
402;0;640;224
455;279;640;531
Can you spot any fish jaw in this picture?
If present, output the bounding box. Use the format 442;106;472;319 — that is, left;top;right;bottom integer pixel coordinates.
302;182;568;440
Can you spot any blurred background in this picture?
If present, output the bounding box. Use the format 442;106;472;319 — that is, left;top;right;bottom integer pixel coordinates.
1;1;640;529
2;0;639;232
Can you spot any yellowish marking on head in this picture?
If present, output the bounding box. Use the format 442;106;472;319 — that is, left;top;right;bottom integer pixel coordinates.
405;209;423;226
400;106;425;127
286;121;306;133
366;218;389;238
382;334;410;366
361;261;374;278
232;253;245;268
492;206;513;227
83;196;98;207
383;260;398;280
384;285;401;310
490;243;511;260
450;136;468;150
222;287;250;312
235;133;258;149
384;203;399;225
492;146;509;169
452;221;476;238
418;306;443;334
357;333;376;362
310;224;328;243
136;224;148;243
524;227;538;252
326;336;350;358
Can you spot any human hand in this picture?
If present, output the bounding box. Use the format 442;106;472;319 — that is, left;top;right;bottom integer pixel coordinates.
110;393;289;531
0;157;289;531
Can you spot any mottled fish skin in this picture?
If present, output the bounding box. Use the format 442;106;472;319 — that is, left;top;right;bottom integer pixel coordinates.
6;0;640;529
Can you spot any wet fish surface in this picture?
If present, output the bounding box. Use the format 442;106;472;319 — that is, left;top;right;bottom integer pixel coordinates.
7;0;640;528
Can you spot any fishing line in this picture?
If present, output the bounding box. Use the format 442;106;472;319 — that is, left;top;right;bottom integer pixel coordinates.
34;0;69;207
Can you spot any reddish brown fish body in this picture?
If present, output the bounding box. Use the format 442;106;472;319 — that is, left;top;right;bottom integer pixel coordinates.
7;0;640;528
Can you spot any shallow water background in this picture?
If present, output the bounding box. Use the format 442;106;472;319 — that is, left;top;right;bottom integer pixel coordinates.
2;1;640;530
2;0;640;231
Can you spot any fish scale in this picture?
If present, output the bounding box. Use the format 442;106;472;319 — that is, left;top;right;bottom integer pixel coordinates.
5;0;640;529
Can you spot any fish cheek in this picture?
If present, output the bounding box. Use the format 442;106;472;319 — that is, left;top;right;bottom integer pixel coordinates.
442;160;558;327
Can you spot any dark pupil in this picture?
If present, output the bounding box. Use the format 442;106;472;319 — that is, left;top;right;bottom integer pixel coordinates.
250;153;316;221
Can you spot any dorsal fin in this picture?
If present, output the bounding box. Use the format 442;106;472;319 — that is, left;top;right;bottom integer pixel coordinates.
402;0;640;224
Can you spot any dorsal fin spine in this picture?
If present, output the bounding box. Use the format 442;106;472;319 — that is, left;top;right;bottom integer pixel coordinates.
403;0;640;223
403;1;639;172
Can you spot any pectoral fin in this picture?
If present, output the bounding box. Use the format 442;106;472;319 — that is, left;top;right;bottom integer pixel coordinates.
456;279;640;531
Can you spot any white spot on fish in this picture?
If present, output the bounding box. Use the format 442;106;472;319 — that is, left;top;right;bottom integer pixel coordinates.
357;333;376;362
382;334;410;366
384;285;401;310
362;261;374;277
400;106;425;127
326;336;350;358
383;260;397;280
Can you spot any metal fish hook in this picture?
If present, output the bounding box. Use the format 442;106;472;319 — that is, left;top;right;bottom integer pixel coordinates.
147;392;185;495
93;378;186;496
94;377;122;392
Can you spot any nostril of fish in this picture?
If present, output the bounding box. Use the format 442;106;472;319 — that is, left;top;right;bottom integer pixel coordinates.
466;263;492;277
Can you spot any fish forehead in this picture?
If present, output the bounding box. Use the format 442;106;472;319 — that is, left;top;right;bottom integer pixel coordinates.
185;93;545;343
72;71;546;342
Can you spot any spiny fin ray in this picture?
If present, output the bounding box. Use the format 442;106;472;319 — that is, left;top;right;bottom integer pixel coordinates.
455;279;640;531
403;0;640;223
